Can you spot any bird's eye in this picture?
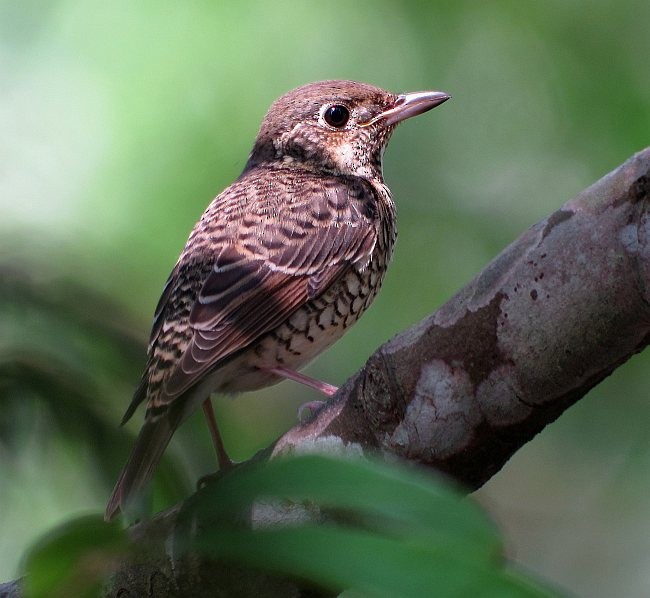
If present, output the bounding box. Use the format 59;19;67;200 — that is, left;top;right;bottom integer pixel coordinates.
323;104;350;128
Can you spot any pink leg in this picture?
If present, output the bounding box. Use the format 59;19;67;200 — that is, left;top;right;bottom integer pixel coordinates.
267;366;339;397
202;398;233;471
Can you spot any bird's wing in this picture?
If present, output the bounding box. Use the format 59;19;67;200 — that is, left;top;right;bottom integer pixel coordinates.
119;269;178;424
147;172;379;410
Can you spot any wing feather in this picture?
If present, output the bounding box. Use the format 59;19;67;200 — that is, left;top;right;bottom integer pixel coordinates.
146;169;379;407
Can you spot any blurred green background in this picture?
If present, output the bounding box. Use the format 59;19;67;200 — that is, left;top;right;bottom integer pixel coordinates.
1;0;649;595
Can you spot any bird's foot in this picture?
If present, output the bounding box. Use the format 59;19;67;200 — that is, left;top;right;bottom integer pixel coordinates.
266;366;339;397
297;400;326;422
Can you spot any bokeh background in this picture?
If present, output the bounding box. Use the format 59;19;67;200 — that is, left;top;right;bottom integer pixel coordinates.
2;0;649;595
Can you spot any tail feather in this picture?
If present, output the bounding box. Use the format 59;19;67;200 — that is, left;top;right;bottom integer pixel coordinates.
105;416;176;521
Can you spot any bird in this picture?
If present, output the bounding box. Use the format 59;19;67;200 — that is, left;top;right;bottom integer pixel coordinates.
105;80;450;521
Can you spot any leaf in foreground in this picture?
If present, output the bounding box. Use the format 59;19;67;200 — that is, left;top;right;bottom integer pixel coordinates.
21;515;127;598
177;455;561;597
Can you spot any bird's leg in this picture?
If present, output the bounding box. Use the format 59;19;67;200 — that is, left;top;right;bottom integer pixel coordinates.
267;366;339;396
202;398;233;470
266;366;338;421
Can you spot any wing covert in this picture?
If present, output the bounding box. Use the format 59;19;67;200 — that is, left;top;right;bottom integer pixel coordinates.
151;170;379;404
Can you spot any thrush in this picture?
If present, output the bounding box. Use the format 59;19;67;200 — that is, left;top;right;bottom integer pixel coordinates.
105;80;450;520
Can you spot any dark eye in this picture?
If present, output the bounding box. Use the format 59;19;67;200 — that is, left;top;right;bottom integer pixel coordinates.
323;104;350;128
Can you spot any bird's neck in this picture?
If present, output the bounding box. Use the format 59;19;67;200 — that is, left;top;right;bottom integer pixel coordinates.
244;126;386;182
242;155;385;185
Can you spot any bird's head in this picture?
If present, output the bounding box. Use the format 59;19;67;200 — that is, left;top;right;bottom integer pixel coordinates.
244;80;450;179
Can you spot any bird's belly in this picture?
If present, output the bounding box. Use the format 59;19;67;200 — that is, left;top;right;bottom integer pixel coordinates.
217;266;385;393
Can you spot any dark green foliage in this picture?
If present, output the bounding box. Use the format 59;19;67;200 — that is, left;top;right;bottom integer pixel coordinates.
0;268;189;511
21;515;127;598
182;456;556;597
22;456;559;597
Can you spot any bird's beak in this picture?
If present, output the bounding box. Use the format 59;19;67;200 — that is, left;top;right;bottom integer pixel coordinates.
362;91;451;127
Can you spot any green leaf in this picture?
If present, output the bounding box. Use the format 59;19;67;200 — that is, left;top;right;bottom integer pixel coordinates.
21;514;127;598
178;455;560;597
190;455;498;557
198;525;553;598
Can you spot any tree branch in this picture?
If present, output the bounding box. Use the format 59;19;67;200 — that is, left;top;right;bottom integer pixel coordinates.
275;147;650;489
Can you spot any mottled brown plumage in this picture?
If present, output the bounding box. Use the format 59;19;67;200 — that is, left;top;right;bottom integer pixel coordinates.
106;80;449;520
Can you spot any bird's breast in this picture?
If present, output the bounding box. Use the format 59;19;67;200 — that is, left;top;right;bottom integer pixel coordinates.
221;201;397;394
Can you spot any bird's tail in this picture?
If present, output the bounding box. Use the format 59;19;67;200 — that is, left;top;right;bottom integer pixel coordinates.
104;416;176;521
